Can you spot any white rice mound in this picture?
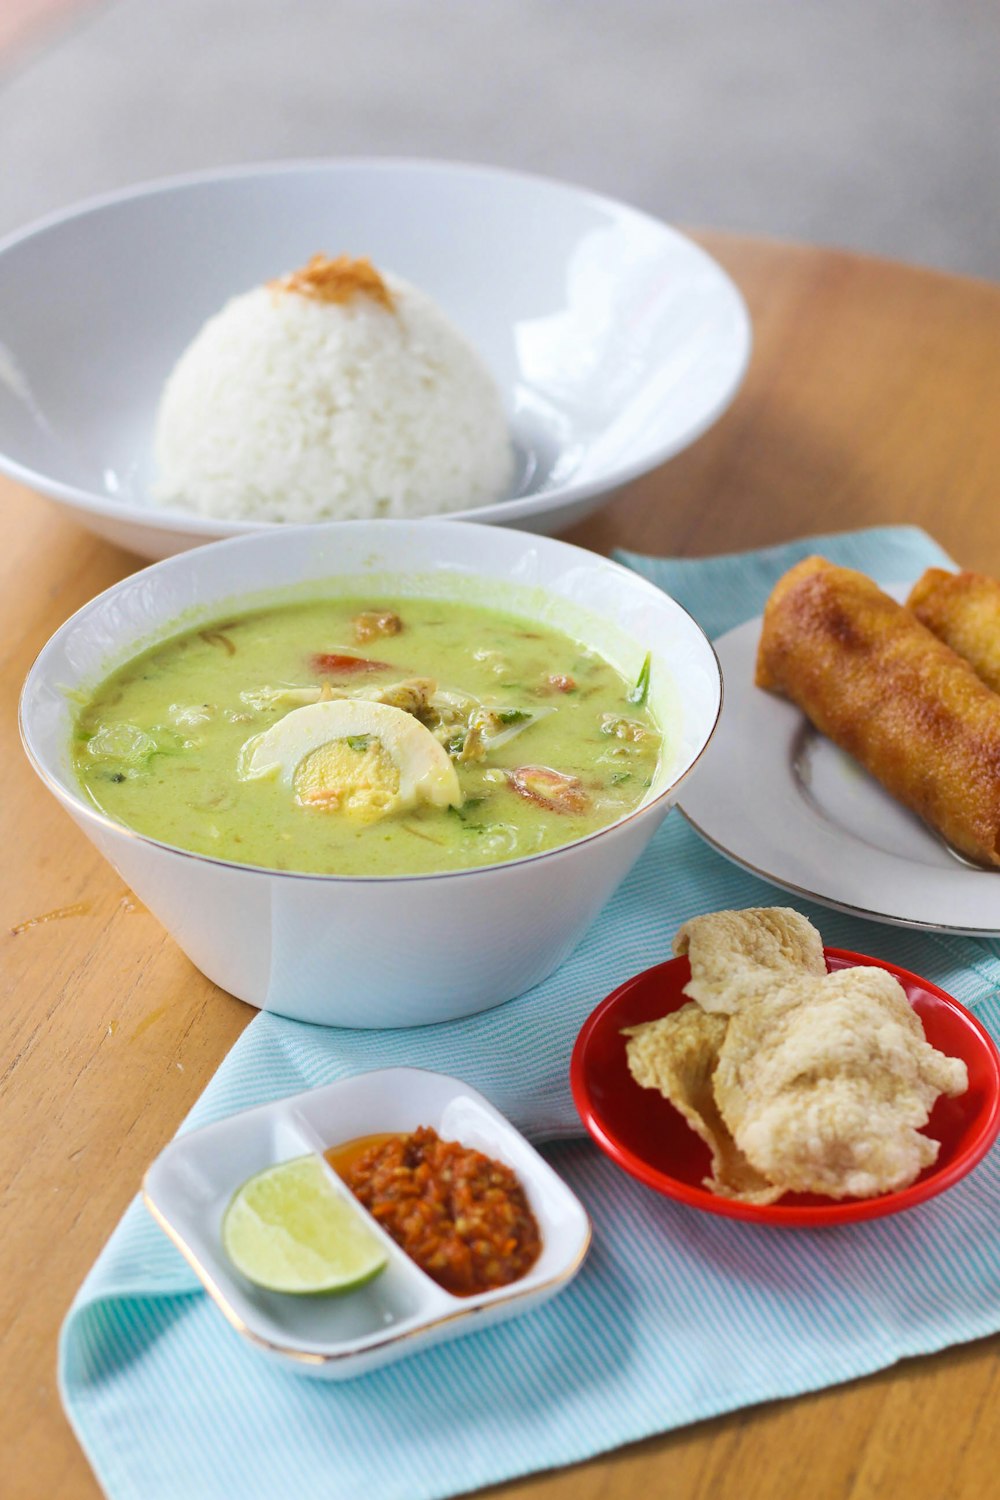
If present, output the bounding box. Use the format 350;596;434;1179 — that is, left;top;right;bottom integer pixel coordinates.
152;271;514;522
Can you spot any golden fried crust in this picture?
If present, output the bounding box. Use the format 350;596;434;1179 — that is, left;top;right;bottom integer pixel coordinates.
756;556;1000;867
907;568;1000;695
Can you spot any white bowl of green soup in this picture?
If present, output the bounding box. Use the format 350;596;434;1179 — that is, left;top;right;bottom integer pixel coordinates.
20;521;721;1026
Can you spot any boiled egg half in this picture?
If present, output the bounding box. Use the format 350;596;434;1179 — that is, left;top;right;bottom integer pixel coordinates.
238;699;462;821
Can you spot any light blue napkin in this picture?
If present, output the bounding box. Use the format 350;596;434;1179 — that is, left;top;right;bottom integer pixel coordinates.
60;526;1000;1500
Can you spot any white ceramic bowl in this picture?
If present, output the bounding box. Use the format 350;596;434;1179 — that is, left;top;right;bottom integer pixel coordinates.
144;1067;591;1379
0;159;750;559
19;519;722;1026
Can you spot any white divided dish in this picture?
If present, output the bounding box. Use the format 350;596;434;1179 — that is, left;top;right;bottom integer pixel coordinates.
143;1069;591;1379
0;159;751;558
679;583;1000;933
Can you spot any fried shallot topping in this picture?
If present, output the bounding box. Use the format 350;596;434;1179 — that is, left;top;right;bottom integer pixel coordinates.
270;254;395;311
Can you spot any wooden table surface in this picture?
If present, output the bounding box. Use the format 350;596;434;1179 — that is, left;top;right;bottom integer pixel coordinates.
4;233;1000;1500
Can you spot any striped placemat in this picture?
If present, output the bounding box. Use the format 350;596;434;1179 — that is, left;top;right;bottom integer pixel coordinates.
60;525;1000;1500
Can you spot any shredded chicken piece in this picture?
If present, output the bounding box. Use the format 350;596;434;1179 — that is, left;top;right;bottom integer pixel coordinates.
354;609;403;643
242;678;434;716
458;722;487;763
373;678;436;716
240;685;329;712
600;714;650;743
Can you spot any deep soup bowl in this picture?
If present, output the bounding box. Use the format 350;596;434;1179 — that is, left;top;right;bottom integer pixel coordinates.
19;521;721;1027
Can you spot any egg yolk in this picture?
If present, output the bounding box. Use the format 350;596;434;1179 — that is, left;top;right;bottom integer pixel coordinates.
293;736;401;820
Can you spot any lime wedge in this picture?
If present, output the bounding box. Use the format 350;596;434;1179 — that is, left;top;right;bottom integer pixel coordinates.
222;1154;388;1294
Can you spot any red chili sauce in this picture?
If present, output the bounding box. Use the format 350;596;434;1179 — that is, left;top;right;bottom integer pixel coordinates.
325;1126;542;1297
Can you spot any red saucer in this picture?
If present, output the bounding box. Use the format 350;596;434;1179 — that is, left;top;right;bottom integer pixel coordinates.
570;948;1000;1227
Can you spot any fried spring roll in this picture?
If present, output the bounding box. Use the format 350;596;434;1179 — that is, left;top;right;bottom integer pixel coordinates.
907;568;1000;694
756;556;1000;868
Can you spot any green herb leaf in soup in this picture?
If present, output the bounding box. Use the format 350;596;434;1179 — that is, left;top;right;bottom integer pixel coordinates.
627;652;652;708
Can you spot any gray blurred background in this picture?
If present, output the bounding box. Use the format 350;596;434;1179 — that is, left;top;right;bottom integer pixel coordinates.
1;0;998;278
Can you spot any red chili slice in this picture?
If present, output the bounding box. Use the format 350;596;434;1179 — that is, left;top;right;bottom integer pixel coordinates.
507;765;588;814
310;652;391;675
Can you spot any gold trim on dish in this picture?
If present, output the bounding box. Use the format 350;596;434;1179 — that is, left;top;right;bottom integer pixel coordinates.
678;808;1000;936
141;1179;592;1367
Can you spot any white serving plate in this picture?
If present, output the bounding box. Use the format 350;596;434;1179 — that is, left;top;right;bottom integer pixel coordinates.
0;159;751;558
678;583;1000;933
143;1068;591;1379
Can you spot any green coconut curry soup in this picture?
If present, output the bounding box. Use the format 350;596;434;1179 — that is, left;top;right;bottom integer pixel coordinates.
72;597;662;875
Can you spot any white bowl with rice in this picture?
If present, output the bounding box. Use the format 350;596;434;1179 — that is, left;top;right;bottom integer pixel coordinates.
0;160;750;559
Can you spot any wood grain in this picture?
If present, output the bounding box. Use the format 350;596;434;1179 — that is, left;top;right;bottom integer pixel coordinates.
3;234;1000;1500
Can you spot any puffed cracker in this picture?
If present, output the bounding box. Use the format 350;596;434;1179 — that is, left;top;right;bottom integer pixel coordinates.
623;1004;781;1204
713;966;968;1199
672;907;826;1015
